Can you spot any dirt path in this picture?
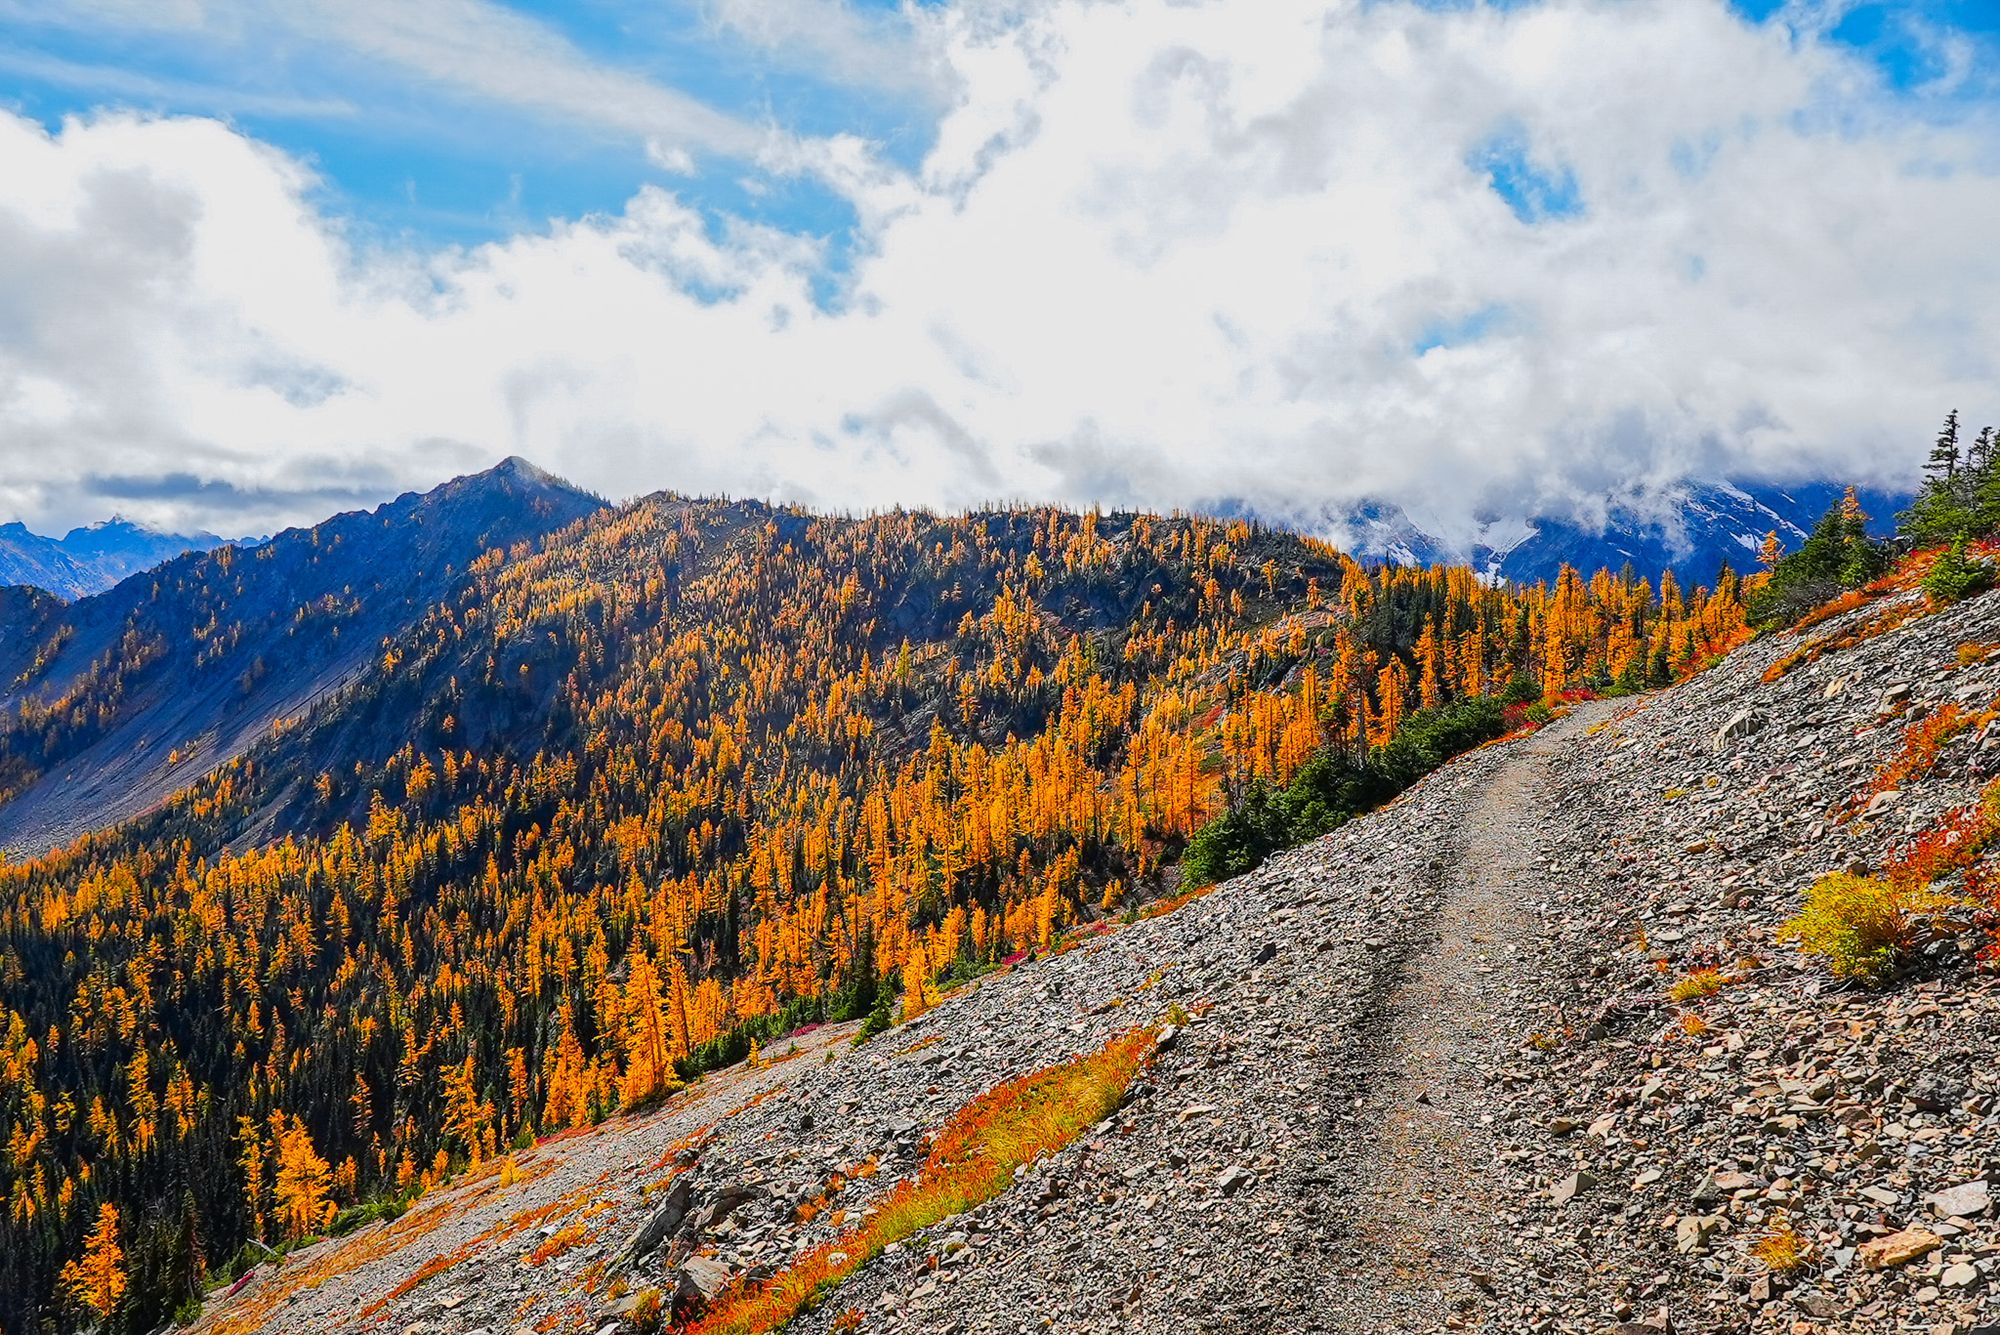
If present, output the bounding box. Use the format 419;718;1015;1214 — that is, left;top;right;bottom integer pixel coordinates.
1309;705;1608;1331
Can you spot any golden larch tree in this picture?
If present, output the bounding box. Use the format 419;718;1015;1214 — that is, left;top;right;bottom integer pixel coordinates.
272;1116;335;1240
60;1201;126;1319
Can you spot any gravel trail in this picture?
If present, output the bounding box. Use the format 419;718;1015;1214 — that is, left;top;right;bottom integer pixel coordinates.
1309;710;1605;1332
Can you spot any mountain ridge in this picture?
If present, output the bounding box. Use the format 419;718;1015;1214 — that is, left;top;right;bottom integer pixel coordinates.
0;457;606;855
0;516;233;600
5;467;1913;610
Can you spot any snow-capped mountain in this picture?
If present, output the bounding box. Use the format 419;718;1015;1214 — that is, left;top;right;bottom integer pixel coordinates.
1338;481;1908;587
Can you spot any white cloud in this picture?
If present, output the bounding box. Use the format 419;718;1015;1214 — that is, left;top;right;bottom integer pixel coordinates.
701;0;946;99
272;0;775;158
3;0;2000;543
0;47;357;120
7;0;783;159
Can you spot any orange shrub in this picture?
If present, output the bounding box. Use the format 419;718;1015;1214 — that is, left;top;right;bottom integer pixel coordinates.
1792;588;1875;634
1764;600;1927;683
1960;642;2000;667
527;1220;589;1266
689;1027;1157;1335
1848;704;1975;817
1885;778;2000;892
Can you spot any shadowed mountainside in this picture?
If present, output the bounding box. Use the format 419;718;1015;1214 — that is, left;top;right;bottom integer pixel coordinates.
0;457;605;854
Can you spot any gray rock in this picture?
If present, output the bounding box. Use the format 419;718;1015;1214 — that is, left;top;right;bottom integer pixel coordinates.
617;1174;693;1266
1550;1170;1595;1207
672;1257;737;1308
1714;708;1766;750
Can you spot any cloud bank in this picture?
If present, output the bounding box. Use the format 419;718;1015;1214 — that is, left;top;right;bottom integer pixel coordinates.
2;0;1998;541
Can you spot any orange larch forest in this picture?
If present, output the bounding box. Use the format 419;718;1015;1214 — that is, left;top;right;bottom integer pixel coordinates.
0;495;1755;1329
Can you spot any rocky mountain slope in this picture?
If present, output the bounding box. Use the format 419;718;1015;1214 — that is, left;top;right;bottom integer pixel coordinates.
189;571;2000;1335
0;457;602;855
19;474;1763;1331
0;517;231;600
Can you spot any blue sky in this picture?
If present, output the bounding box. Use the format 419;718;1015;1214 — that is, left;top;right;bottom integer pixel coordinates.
0;0;944;252
0;0;1978;255
2;0;1999;543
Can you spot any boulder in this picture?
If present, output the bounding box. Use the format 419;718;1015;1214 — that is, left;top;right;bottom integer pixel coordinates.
618;1174;693;1266
672;1257;737;1309
669;1184;768;1262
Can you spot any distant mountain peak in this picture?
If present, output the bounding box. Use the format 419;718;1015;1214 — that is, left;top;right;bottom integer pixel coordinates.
492;454;560;484
0;516;233;601
1334;479;1910;587
0;461;608;855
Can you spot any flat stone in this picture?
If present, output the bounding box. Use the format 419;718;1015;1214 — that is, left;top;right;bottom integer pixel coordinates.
1675;1214;1721;1254
1550;1170;1596;1207
673;1256;737;1306
1862;789;1901;818
1928;1180;1992;1219
1858;1226;1942;1270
